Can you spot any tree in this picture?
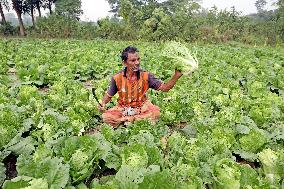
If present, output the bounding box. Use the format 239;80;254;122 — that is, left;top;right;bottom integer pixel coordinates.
11;0;25;36
0;0;9;24
255;0;267;13
157;0;202;16
275;0;284;39
35;0;42;17
43;0;55;14
23;0;36;27
55;0;82;20
107;0;159;17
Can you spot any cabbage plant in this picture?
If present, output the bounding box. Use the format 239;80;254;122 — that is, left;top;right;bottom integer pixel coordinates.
162;41;198;75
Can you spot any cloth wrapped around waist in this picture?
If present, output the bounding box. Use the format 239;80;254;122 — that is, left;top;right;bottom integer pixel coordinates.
122;107;141;116
102;100;161;127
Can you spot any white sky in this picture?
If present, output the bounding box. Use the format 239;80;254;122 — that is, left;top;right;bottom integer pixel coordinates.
80;0;277;21
80;0;112;21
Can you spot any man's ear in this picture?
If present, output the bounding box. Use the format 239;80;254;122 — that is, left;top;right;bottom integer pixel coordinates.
122;61;127;66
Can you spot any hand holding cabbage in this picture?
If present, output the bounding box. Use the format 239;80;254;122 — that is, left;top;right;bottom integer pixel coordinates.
162;41;198;76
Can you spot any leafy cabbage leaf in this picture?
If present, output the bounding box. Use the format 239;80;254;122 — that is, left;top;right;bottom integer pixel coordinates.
162;41;198;75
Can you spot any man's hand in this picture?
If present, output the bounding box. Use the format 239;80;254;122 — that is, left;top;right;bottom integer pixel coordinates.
174;70;183;78
98;92;113;113
98;104;106;113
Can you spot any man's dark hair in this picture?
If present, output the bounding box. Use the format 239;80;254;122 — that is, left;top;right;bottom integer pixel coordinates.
121;46;139;61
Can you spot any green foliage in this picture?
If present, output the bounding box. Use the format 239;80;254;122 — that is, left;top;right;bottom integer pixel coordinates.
55;136;101;184
3;176;49;189
239;129;267;153
35;14;96;39
212;159;241;189
258;148;284;186
16;155;70;189
0;163;5;186
138;169;175;189
0;39;284;188
121;144;148;168
162;41;198;75
3;0;283;45
0;105;26;149
239;164;260;188
0;22;17;36
55;0;83;20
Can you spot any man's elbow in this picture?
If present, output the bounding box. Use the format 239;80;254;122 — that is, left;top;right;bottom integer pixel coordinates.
158;85;171;92
162;89;171;92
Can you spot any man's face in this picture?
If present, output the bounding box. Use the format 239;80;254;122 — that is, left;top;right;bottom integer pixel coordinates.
124;52;140;72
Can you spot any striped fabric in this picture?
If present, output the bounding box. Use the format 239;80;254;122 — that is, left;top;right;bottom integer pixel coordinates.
113;71;149;107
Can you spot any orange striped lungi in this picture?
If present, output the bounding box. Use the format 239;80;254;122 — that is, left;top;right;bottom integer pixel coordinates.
102;100;160;127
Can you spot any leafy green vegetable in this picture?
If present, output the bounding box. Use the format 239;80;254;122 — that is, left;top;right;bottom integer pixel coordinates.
239;129;267;153
16;155;69;189
162;41;198;75
239;164;260;188
0;163;6;186
212;159;241;189
3;176;48;189
139;169;175;189
57;136;100;184
1;39;284;188
121;144;148;168
258;148;283;186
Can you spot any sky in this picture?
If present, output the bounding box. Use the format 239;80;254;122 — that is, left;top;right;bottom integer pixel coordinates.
80;0;277;22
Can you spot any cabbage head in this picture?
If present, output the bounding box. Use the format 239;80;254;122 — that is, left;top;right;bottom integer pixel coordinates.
162;41;198;75
121;144;148;168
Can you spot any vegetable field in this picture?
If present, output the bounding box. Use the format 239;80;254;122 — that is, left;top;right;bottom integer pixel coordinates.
0;39;284;189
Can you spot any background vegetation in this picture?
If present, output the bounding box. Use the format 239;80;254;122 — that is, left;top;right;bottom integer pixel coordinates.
0;0;283;45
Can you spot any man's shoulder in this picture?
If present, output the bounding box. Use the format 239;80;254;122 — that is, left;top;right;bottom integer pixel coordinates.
112;69;124;78
140;70;150;79
140;69;149;73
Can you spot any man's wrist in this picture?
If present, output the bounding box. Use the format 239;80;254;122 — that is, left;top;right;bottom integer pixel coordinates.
173;72;182;79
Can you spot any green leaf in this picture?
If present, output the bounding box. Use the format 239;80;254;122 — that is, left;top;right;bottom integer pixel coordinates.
212;159;241;189
235;124;250;135
3;176;48;189
5;136;36;156
3;176;33;189
121;144;148;168
239;129;267;153
0;163;6;186
179;124;198;138
17;155;69;189
239;164;259;188
139;169;175;189
115;165;145;189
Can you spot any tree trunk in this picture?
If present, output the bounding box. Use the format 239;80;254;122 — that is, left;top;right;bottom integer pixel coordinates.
31;4;35;28
48;1;52;14
36;1;42;17
12;0;26;36
0;3;6;24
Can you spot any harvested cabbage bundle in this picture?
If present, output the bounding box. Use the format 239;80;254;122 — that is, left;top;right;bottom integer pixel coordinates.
162;41;198;75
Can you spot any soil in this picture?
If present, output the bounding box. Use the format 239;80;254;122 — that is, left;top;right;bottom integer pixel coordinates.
3;154;18;180
233;153;260;168
38;86;50;93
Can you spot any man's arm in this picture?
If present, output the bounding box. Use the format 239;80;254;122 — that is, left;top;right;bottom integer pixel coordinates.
157;70;183;92
98;77;117;113
98;92;112;113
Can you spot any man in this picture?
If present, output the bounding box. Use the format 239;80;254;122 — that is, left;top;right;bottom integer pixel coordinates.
99;46;183;127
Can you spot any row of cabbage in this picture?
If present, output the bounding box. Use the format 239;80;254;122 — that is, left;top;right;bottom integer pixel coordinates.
0;39;283;188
